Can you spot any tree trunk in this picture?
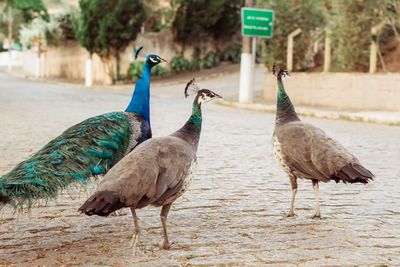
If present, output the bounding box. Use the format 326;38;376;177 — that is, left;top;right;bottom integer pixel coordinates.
116;51;121;81
85;53;93;87
102;56;115;85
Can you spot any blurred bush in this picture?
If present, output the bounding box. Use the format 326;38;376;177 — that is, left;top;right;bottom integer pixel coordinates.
19;17;61;49
170;52;222;73
203;51;220;68
170;56;192;72
258;0;324;70
127;61;144;81
54;9;78;41
220;43;241;63
258;0;400;72
127;61;169;81
172;0;241;54
152;64;169;77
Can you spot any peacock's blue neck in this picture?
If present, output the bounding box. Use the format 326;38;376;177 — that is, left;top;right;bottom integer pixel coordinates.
125;62;152;123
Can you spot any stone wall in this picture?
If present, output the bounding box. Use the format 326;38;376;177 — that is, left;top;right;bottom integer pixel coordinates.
21;31;181;84
262;72;400;112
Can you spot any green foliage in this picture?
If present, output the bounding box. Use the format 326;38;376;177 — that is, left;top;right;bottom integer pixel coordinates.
203;51;220;68
55;9;78;41
19;17;61;49
191;59;207;70
257;0;324;70
128;61;169;81
0;0;49;43
9;0;49;22
152;64;169;77
127;61;144;81
76;0;145;56
170;56;192;72
75;0;100;54
328;0;391;72
145;7;174;32
172;0;241;51
220;43;241;63
96;0;146;58
75;0;146;81
170;52;221;73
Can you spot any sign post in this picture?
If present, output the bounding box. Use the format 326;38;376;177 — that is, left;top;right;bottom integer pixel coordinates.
239;8;274;103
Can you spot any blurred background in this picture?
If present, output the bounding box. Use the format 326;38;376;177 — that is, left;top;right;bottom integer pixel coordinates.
1;0;399;122
1;0;399;81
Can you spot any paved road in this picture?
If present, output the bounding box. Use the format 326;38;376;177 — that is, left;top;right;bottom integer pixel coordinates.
0;71;399;266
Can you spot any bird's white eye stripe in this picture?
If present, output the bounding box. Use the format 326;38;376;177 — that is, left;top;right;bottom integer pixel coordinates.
150;57;158;63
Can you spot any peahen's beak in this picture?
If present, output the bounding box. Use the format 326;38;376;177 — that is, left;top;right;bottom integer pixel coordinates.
214;93;223;99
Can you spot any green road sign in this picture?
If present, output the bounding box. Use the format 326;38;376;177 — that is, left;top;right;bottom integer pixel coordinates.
241;8;274;38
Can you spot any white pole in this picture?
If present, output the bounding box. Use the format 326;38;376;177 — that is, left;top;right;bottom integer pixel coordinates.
85;55;93;87
369;21;386;73
252;37;256;65
239;46;253;103
287;28;301;72
35;54;40;79
239;0;254;104
323;30;331;72
252;37;257;96
7;6;13;72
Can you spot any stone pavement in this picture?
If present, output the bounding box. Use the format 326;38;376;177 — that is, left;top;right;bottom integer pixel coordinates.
0;71;400;266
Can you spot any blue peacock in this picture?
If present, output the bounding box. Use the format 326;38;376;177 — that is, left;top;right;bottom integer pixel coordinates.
0;46;166;209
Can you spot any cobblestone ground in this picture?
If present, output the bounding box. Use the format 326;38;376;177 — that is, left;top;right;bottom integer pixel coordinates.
0;71;400;266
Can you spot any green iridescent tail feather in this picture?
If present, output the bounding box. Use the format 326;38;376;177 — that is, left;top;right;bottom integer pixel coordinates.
0;112;131;209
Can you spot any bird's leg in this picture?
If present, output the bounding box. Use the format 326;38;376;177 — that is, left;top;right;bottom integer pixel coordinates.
287;175;298;217
129;207;140;251
311;179;321;219
160;203;172;249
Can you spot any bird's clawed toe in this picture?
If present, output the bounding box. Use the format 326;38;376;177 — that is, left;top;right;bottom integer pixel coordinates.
286;211;297;217
311;213;321;219
161;240;171;250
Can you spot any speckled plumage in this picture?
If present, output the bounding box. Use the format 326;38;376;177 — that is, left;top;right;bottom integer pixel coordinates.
271;66;374;217
79;85;221;249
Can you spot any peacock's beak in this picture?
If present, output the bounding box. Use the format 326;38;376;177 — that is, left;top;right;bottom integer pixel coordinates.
160;57;167;63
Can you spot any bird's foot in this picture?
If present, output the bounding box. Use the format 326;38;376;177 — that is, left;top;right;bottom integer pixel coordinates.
311;212;321;219
129;233;140;251
286;210;296;217
160;240;173;250
109;210;126;216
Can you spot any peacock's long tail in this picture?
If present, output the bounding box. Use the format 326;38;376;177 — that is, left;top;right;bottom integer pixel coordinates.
0;112;131;210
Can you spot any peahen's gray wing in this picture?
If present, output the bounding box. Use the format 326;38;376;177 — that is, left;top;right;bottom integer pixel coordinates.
96;136;195;208
137;136;196;208
276;121;359;181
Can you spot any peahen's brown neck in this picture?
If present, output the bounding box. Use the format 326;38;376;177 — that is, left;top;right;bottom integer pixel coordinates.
275;78;300;125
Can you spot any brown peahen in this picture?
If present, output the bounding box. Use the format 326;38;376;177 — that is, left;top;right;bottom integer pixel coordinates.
271;66;374;218
79;79;222;250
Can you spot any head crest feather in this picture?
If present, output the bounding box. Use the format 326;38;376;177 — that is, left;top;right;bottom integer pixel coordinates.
272;64;289;80
134;46;144;60
184;78;201;98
